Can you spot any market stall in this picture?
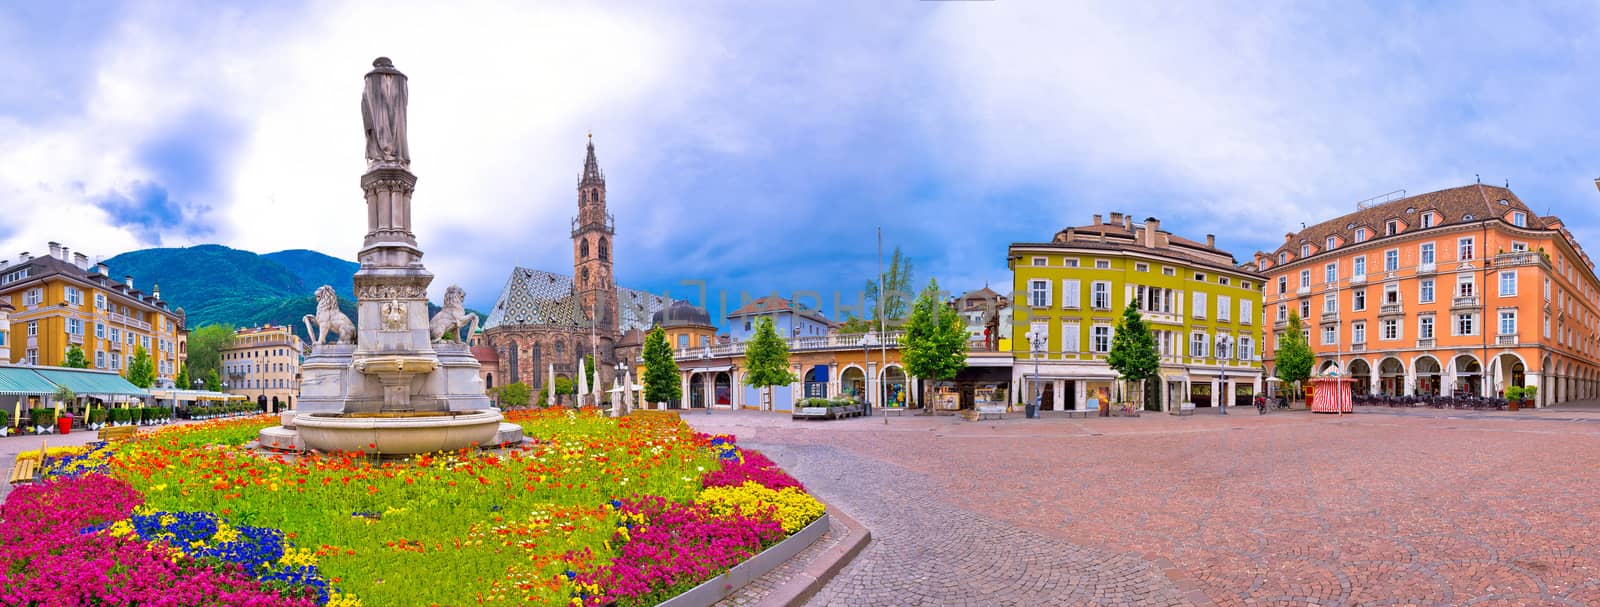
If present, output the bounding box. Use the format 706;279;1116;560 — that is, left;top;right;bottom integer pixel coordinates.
1309;377;1354;414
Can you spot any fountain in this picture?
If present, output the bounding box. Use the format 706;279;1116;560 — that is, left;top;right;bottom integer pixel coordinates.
259;57;518;455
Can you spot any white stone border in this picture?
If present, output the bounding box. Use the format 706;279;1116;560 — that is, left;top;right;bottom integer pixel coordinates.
656;510;832;607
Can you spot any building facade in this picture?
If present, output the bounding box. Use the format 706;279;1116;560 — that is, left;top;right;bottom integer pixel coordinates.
478;138;673;395
950;286;1011;350
1255;185;1599;406
1;243;186;386
1010;212;1265;412
221;324;305;411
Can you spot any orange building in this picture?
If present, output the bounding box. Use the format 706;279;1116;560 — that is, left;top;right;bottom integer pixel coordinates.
1255;185;1599;407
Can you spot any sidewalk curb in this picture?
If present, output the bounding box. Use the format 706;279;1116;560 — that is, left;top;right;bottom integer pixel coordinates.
758;501;872;607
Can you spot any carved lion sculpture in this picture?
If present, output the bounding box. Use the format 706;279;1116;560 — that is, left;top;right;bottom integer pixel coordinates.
302;285;356;345
429;285;478;343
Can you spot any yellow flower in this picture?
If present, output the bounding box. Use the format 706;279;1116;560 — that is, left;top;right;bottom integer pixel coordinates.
696;481;824;533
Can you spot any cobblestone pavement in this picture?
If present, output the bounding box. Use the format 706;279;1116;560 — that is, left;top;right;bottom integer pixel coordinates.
715;515;849;607
687;408;1600;607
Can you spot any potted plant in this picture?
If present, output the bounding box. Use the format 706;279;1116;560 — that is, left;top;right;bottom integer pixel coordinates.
1521;386;1537;410
1505;386;1522;411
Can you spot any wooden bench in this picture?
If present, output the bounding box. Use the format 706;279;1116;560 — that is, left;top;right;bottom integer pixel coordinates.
976;406;1005;421
9;439;47;486
881;407;906;417
98;425;137;442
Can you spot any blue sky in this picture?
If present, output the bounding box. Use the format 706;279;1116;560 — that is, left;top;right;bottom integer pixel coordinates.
4;1;1600;324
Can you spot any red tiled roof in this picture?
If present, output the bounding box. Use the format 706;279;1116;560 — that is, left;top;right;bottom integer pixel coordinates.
470;345;499;364
1259;184;1542;264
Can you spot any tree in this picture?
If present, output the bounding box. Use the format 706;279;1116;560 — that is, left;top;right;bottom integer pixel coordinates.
126;346;156;389
742;316;796;410
1106;302;1161;412
205;368;222;392
641;327;681;406
176;364;191;390
494;382;531;408
61;345;89;368
864;247;914;321
835;315;875;335
1274;311;1314;400
186;324;236;387
902;279;967;414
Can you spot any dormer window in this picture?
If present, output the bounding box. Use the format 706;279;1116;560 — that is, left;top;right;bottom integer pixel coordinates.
1498;199;1510;206
1385;220;1399;236
1354;228;1368;243
1325;236;1336;250
1512;211;1527;227
1406;207;1416;214
1300;244;1311;257
1420;212;1434;228
1278;252;1288;264
1463;214;1474;221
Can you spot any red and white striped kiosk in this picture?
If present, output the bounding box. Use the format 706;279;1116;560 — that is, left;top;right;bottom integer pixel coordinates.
1309;378;1355;414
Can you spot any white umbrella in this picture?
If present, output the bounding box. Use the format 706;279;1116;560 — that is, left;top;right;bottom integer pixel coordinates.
547;363;557;407
622;369;635;414
577;357;589;407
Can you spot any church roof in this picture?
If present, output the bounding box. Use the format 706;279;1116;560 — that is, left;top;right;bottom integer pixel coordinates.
481;267;671;334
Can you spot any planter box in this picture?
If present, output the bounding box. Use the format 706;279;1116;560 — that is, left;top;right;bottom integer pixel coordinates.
658;512;830;607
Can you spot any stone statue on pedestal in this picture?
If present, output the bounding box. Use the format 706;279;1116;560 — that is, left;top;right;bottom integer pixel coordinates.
362;57;409;167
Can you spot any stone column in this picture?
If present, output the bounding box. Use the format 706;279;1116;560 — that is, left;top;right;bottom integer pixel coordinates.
1525;372;1542;407
789;363;803;411
828;361;839;398
866;362;878;408
680;370;690;409
1051;380;1064;411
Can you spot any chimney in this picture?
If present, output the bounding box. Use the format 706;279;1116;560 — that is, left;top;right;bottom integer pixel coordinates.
1092;214;1102;226
73;252;88;270
1065;228;1076;241
124;275;134;290
0;260;8;270
1284;232;1295;243
60;246;69;264
1145;217;1161;247
48;242;61;259
20;252;30;263
1123;215;1132;229
1206;234;1216;248
96;262;109;276
1110;212;1124;226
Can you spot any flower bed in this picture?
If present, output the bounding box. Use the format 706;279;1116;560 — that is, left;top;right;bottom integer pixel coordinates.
2;409;823;606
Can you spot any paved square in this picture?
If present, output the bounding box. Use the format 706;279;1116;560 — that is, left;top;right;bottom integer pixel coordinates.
688;407;1600;606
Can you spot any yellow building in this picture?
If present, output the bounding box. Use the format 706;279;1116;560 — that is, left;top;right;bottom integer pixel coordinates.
1;243;186;385
221;324;305;411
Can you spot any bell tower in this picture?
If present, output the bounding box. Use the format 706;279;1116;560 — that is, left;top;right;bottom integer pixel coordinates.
573;135;616;336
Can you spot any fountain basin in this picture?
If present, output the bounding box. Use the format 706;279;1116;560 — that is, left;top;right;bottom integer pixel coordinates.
353;355;439;374
293;409;504;455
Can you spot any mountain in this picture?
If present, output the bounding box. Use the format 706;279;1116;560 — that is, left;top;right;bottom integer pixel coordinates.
103;245;476;344
263;249;360;300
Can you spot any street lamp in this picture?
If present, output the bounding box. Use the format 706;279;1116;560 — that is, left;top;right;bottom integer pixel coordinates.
698;347;712;415
1215;334;1234;415
1025;328;1048;418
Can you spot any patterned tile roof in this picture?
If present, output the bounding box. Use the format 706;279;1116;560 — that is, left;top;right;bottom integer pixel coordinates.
481;267;671;334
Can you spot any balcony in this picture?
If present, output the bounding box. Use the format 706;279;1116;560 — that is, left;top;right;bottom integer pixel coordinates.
1351;274;1367;285
1415;338;1434;349
1350;342;1366;352
1452;295;1481;309
68;333;84;345
104;311;153;332
1379;303;1404;316
1493;251;1547;269
674;330;907;361
1274;318;1288;330
1296;286;1311;296
1417;262;1436;275
570;213;616;237
1496;335;1518;346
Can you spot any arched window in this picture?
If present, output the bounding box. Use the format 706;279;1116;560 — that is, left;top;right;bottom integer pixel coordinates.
598;237;609;261
580;239;589;258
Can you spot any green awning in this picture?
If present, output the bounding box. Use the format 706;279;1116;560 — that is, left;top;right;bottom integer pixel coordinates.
0;367;57;396
30;368;149;397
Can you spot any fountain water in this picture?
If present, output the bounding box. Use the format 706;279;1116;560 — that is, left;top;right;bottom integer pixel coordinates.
259;57;518;455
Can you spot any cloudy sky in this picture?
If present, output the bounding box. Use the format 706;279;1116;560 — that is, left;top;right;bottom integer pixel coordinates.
4;1;1599;322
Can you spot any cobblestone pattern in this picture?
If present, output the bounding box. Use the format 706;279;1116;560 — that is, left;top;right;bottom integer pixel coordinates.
689;407;1600;607
748;441;1197;607
714;516;848;607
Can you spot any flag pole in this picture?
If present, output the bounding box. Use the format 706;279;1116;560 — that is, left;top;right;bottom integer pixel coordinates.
879;227;887;425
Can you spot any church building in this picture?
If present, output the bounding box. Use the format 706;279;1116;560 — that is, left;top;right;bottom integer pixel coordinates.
477;138;673;395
